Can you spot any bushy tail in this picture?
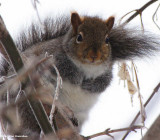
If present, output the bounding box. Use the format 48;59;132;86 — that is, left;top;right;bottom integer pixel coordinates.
110;25;159;61
16;16;70;51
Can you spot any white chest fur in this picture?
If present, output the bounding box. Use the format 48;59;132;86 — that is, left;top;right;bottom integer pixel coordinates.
73;60;110;79
59;81;100;127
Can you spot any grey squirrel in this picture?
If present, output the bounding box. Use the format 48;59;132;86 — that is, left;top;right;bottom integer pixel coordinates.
0;12;159;138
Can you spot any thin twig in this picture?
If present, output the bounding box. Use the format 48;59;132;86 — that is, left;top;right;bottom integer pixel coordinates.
30;0;45;33
119;10;138;25
132;62;146;125
49;65;62;126
122;0;158;25
85;125;143;140
31;0;41;22
122;82;160;140
42;53;63;126
152;3;160;30
139;12;144;31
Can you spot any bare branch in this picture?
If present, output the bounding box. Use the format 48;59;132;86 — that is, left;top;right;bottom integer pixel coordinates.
121;0;158;25
85;125;143;140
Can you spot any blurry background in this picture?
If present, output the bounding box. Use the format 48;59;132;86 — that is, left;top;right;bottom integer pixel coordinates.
0;0;160;140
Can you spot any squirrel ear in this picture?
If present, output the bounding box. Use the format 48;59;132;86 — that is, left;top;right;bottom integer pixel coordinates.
105;16;115;31
71;12;82;34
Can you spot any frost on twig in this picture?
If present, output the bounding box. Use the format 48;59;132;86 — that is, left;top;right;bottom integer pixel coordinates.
44;52;63;126
44;52;62;101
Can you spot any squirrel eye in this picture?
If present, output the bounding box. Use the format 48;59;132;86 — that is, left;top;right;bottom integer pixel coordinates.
76;33;83;43
105;36;109;44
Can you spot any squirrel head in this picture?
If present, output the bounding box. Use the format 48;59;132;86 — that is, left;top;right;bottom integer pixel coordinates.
64;12;114;65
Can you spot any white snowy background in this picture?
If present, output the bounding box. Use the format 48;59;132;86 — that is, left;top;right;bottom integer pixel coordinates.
0;0;160;140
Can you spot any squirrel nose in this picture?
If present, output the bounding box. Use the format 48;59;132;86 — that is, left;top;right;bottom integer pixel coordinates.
88;50;101;62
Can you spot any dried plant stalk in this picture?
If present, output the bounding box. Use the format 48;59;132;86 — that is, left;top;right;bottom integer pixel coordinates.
0;15;54;135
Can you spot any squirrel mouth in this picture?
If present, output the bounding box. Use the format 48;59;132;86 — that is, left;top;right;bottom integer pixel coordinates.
82;58;103;65
77;51;106;65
